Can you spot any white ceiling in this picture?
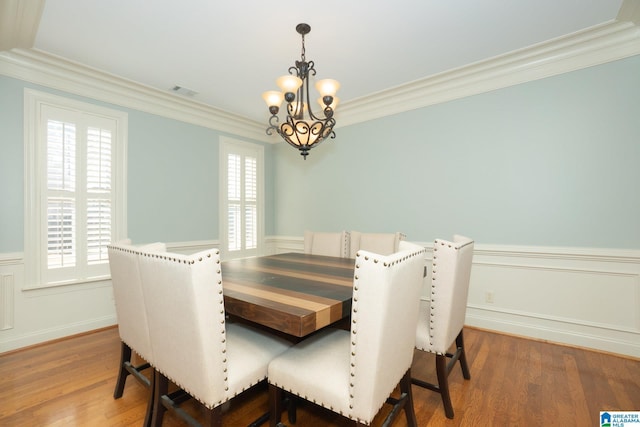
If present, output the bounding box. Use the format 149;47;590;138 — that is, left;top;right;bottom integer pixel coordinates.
14;1;630;124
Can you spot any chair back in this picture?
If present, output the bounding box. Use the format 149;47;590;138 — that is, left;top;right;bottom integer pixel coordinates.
108;240;165;363
303;230;350;257
349;241;425;422
349;231;405;259
417;235;474;354
137;248;229;407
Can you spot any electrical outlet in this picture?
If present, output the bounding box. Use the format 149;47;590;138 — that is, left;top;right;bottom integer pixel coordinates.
485;291;495;304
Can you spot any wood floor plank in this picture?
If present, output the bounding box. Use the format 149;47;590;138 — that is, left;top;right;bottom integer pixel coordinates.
1;326;638;426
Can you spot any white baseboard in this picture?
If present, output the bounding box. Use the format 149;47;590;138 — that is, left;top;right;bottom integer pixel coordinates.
465;307;640;357
0;314;117;354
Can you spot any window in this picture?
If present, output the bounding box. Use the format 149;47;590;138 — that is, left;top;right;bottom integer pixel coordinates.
24;90;127;289
220;137;264;259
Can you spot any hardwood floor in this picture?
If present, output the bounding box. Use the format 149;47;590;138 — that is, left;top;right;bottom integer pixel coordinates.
1;326;638;426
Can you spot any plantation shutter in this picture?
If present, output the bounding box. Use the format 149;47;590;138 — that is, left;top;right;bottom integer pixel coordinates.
86;127;112;264
41;105;116;285
227;152;258;253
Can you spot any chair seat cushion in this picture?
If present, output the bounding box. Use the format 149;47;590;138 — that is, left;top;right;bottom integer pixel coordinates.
268;328;351;413
226;323;292;399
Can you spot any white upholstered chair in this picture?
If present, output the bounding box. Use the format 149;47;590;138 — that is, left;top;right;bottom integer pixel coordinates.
268;241;426;426
348;231;405;259
137;247;292;426
108;240;166;427
303;230;350;257
412;235;474;419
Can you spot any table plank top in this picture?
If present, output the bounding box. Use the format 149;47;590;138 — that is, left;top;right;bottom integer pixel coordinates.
222;252;355;337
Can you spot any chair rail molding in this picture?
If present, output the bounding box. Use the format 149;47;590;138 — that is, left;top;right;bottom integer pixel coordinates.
2;239;639;356
166;240;219;255
269;237;640;358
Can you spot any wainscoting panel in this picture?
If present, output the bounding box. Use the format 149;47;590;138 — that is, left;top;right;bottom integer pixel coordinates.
1;270;15;330
468;262;639;333
465;246;640;358
0;253;116;354
266;236;640;357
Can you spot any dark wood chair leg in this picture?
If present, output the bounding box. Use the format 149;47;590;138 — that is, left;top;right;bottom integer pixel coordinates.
203;405;223;427
142;367;154;427
269;384;283;427
113;341;132;399
400;370;418;427
151;371;169;427
456;330;471;380
436;354;454;419
286;394;297;424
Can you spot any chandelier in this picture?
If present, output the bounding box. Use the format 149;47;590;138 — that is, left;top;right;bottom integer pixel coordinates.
262;23;340;159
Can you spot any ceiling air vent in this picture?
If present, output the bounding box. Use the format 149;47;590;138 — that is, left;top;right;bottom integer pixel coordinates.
171;85;197;97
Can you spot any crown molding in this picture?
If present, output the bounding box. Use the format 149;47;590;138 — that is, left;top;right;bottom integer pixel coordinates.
1;8;639;139
0;48;270;142
618;0;640;25
0;0;44;51
336;18;640;127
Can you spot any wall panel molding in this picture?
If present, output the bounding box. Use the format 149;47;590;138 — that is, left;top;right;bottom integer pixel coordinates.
0;252;23;265
166;240;219;255
1;273;14;330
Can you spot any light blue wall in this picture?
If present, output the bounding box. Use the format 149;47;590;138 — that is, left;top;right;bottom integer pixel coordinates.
273;55;640;249
0;76;24;251
3;55;639;252
127;112;220;243
0;76;273;252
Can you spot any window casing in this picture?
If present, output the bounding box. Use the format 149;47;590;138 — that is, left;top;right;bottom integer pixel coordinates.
24;89;127;289
220;137;264;259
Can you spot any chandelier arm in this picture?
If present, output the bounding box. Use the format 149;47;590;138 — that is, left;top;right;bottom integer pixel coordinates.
265;115;280;136
304;61;323;121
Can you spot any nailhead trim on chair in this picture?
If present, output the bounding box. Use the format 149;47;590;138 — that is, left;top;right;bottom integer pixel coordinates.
129;248;265;410
271;246;426;425
427;239;471;354
343;231;351;258
108;245;149;362
430;241;443;353
352;247;426;424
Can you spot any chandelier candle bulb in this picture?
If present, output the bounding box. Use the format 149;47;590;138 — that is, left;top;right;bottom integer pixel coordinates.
316;79;340;98
262;91;284;115
263;23;340;159
276;75;303;97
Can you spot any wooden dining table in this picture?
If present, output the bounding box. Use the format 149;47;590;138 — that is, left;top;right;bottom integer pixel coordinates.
221;252;355;337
